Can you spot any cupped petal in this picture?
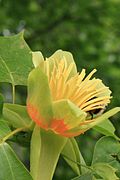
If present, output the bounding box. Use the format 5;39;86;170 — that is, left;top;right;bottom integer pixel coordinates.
45;50;77;79
85;107;120;129
32;51;44;68
95;79;112;97
27;67;53;128
32;50;77;82
62;107;120;137
50;99;87;136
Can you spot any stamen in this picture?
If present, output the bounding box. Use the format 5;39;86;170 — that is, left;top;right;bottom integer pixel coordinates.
77;69;86;84
45;60;50;80
44;58;111;114
80;96;110;109
56;75;64;99
83;69;97;82
65;75;79;98
83;105;105;112
79;87;109;107
63;63;74;81
71;80;99;104
82;99;110;112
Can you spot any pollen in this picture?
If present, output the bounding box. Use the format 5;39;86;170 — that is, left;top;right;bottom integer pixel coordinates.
44;58;111;113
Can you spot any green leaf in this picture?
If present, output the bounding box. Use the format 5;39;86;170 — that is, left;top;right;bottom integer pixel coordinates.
30;125;41;180
92;136;120;177
27;66;53;126
93;119;119;140
11;131;32;147
72;173;93;180
62;137;91;176
78;149;88;175
92;163;119;180
3;103;32;129
62;138;81;175
0;32;33;85
37;129;67;180
0;142;33;180
0;120;11;138
0;94;4;117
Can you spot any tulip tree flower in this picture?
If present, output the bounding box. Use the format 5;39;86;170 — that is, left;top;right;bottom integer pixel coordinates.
27;50;120;180
27;50;118;137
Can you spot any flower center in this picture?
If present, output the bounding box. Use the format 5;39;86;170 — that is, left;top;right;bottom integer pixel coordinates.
44;58;111;113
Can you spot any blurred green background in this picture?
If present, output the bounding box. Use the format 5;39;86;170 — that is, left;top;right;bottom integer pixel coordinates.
0;0;120;179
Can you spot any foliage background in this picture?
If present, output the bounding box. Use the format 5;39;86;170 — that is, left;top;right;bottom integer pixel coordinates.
0;0;120;179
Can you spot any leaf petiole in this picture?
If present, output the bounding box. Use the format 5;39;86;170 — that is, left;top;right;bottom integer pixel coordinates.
12;85;15;104
0;127;26;144
62;154;94;172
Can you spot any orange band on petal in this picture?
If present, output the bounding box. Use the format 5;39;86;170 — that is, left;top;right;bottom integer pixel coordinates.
27;102;69;135
27;102;92;137
50;119;68;134
27;102;48;129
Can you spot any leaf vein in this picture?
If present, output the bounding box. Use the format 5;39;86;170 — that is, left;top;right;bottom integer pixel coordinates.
2;144;16;180
0;56;15;85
